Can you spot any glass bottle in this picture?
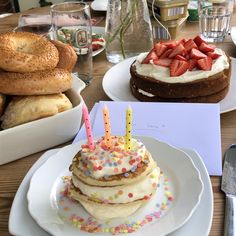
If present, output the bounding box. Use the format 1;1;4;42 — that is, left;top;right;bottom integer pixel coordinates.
105;0;153;64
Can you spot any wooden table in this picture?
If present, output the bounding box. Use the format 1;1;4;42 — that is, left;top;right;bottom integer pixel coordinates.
1;6;236;236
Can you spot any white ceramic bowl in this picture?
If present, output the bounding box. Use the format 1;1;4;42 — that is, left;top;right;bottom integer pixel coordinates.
0;75;85;165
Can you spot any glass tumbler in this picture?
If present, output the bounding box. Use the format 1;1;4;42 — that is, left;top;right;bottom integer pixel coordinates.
105;0;153;64
51;2;93;84
198;0;234;42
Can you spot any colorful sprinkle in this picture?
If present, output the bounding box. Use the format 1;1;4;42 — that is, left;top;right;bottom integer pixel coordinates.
128;193;133;198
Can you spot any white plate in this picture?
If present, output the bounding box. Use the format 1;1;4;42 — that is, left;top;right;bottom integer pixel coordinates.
9;145;213;236
102;57;236;114
92;26;105;57
231;26;236;46
91;0;108;11
26;137;203;236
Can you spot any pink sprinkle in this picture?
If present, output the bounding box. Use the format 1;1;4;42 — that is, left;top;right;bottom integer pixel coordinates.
98;166;103;170
122;168;127;173
128;193;133;198
114;167;119;173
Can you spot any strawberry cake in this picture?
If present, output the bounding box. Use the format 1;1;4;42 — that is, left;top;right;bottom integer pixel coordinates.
130;36;231;103
68;135;160;219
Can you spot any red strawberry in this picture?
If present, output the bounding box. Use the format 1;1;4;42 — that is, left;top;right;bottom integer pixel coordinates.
175;55;187;61
199;42;216;53
207;51;221;59
190;48;207;59
179;38;187;45
197;57;213;71
188;59;197;71
161;40;179;49
170;59;189;76
160;48;172;58
168;44;186;58
193;35;206;46
142;49;158;64
154;43;167;57
184;39;198;52
154;58;172;67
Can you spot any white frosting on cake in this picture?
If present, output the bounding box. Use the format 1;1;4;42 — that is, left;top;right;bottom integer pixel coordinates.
76;136;147;179
72;167;160;204
134;48;229;83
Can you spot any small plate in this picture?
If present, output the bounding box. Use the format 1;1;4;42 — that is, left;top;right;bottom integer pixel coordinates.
102;57;236;114
49;26;105;57
91;0;108;11
27;137;203;236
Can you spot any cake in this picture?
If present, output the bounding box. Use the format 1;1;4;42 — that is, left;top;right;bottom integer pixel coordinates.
68;135;160;220
130;36;231;103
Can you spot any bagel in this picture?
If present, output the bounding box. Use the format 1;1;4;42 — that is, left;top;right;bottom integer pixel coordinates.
0;32;59;73
50;40;77;72
0;68;72;95
0;93;6;116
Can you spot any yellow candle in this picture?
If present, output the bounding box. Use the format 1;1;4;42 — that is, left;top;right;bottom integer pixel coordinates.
103;105;111;147
125;106;132;150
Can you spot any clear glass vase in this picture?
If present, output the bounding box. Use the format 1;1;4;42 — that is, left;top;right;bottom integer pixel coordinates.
105;0;153;64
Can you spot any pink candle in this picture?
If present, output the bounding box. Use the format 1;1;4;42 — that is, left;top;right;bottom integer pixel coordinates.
82;105;95;150
103;105;111;147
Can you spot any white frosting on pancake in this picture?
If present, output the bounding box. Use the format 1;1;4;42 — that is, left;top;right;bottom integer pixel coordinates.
72;167;160;204
134;48;229;83
76;136;147;179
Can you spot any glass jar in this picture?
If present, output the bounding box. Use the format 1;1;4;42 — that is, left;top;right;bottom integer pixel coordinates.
105;0;153;64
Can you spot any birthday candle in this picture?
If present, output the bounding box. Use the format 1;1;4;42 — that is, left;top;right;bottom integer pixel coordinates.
125;106;132;150
82;105;95;150
103;105;111;147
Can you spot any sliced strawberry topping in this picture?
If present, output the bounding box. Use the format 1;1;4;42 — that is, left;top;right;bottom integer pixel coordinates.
168;44;186;58
161;40;179;49
154;58;172;67
184;39;198;52
207;51;221;59
154;43;167;57
197;57;213;71
142;49;158;64
193;35;206;46
199;42;216;53
175;55;187;61
160;48;173;58
170;59;189;76
190;48;207;60
188;59;197;71
179;38;187;45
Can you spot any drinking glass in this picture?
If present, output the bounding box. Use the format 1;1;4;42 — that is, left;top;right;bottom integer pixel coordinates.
51;2;93;85
14;14;52;36
198;0;234;42
105;0;153;64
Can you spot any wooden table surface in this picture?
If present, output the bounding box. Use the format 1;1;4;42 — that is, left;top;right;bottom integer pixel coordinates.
1;6;236;236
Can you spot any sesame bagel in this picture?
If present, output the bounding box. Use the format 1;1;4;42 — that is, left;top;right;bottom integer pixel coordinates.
0;68;72;95
0;32;59;73
50;40;77;73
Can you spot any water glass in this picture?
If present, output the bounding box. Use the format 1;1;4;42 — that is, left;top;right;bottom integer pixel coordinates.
51;2;93;85
14;14;52;36
198;0;234;42
105;0;153;64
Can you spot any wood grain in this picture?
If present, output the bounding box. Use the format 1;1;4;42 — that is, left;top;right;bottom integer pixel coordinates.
1;5;236;236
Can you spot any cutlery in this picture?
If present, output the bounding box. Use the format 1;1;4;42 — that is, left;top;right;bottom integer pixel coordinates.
222;144;236;236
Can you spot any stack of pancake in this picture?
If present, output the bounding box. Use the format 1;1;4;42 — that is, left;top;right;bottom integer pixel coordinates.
69;135;160;219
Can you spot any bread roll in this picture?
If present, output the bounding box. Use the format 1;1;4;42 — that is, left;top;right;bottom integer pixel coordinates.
1;93;72;129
